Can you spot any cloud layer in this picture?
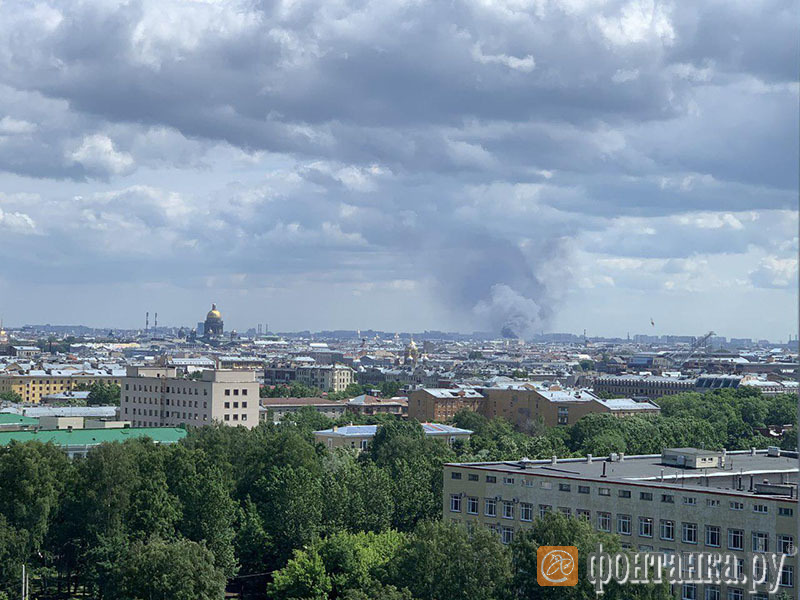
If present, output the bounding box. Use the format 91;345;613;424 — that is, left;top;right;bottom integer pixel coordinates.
0;0;796;338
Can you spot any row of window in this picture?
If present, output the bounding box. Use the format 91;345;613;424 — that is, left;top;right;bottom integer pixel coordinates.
454;472;793;516
448;496;794;555
223;401;247;409
681;583;789;600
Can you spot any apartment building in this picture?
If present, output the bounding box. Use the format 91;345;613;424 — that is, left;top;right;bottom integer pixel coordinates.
594;375;696;399
296;364;355;392
260;397;348;422
444;448;798;600
479;385;659;428
120;366;259;429
314;422;472;451
408;388;484;422
0;369;124;404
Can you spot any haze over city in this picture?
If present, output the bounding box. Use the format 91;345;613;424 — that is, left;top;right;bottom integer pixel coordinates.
0;0;797;339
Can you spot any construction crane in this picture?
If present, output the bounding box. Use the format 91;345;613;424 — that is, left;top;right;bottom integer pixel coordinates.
667;331;715;368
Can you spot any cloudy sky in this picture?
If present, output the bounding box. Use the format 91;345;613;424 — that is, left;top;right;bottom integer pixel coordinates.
0;0;796;339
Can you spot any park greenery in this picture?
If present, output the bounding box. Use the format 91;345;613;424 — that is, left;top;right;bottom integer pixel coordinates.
0;387;794;599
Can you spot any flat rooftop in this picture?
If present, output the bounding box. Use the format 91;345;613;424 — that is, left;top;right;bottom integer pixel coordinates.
447;449;798;499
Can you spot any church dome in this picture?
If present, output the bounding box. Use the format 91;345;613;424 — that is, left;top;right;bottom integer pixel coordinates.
207;304;222;320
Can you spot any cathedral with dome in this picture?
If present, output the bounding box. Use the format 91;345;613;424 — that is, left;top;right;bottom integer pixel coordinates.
204;304;224;338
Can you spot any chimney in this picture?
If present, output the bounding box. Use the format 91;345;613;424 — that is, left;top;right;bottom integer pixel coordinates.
551;455;558;465
750;447;756;456
619;452;625;462
601;462;607;478
586;454;593;463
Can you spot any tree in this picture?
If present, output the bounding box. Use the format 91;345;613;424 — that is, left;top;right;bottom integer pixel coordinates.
391;520;511;600
106;537;226;600
511;512;671;600
378;381;402;398
87;381;121;406
0;392;21;403
269;548;332;600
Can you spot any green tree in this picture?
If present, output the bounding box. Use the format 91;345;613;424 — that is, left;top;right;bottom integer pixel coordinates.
511;513;671;600
391;520;511;600
0;391;22;403
87;381;121;406
106;537;226;600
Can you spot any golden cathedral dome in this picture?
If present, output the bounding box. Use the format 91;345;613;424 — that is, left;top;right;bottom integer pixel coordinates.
207;304;222;320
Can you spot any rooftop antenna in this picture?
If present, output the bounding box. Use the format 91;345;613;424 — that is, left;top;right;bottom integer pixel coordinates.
154;312;158;331
145;312;149;333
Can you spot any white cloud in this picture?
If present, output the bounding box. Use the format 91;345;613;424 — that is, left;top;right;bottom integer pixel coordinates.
69;134;135;176
471;44;535;72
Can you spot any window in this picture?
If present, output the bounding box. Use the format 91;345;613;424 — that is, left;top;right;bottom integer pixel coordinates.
449;494;461;513
661;494;674;503
224;414;230;421
468;474;479;481
779;507;793;516
540;481;552;490
557;406;569;425
451;472;462;479
599;488;611;496
753;504;768;514
729;501;743;511
359;439;367;450
778;535;794;554
242;389;248;396
558;507;571;516
467;497;479;515
780;565;794;588
597;512;611;532
682;523;698;544
501;527;514;545
503;477;515;485
502;501;514;520
224;389;230;396
705;526;720;547
640;492;653;501
727;588;743;600
520;503;533;521
578;485;590;494
224;401;230;408
639;517;653;538
706;499;720;507
539;504;551;518
683;496;696;505
728;529;743;551
233;389;239;396
485;498;497;517
704;585;720;600
486;475;496;484
660;520;674;541
576;509;590;520
617;515;631;536
233;402;239;408
682;583;697;600
559;483;571;492
752;532;768;552
619;490;631;498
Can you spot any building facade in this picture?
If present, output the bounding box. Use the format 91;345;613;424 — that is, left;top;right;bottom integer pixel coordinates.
594;375;696;399
296;364;355;392
0;369;123;404
443;448;797;600
121;366;259;428
408;388;484;422
315;422;471;451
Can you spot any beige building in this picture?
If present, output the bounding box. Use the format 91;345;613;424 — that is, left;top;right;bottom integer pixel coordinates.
444;448;797;600
410;385;659;428
0;369;124;404
408;388;484;422
346;394;408;417
315;422;472;451
296;364;355;392
260;397;348;423
121;367;259;429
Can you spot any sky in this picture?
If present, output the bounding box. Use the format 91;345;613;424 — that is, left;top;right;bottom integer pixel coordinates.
0;0;797;340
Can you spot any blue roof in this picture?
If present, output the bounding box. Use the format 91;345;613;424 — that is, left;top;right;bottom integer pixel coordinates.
315;423;472;437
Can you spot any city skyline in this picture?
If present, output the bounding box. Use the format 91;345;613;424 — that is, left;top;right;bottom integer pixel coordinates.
0;0;796;341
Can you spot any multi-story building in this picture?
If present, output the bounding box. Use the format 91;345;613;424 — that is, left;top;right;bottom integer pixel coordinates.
0;369;124;404
260;397;348;422
408;388;485;422
479;385;660;428
120;366;259;429
444;448;798;600
296;364;355;392
314;422;472;451
346;394;408;418
594;375;696;399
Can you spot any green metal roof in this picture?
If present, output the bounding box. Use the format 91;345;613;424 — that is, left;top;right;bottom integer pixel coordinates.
0;414;39;425
0;427;186;447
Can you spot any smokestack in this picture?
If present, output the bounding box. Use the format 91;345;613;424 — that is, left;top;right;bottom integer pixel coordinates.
154;312;158;331
146;312;149;332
